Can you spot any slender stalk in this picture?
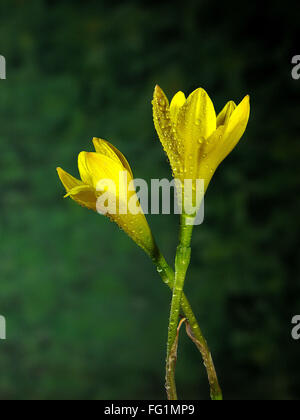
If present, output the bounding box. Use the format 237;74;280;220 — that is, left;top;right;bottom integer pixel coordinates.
167;216;193;354
165;215;193;400
152;217;223;401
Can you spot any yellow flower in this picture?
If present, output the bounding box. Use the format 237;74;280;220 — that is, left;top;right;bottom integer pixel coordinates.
152;85;250;195
57;138;157;257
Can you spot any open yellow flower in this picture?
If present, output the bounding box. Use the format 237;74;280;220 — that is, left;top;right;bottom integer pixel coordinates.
152;85;250;195
57;138;157;257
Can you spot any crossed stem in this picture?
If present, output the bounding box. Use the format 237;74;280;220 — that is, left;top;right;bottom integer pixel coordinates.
152;217;222;401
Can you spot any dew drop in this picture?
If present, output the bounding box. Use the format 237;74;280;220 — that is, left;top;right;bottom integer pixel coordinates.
159;97;165;107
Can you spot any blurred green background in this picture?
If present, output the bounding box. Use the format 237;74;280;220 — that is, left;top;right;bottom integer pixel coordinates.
0;0;299;400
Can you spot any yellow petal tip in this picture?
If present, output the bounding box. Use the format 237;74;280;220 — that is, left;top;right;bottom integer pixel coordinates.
154;84;163;97
92;137;100;148
153;85;169;109
56;167;65;180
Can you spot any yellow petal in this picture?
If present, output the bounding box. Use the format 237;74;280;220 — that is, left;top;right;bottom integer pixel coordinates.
176;88;216;144
203;125;226;155
93;138;133;178
185;126;225;192
64;184;93;198
152;85;182;177
216;101;236;127
174;88;216;181
67;185;97;210
170;91;186;125
78;151;125;190
196;95;250;191
57;167;83;192
56;167;97;210
217;95;250;164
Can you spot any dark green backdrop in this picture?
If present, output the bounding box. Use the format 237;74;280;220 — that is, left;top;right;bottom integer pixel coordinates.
0;0;299;400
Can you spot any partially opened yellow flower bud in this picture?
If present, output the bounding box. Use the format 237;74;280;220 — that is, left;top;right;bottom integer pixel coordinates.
152;85;250;206
57;138;157;257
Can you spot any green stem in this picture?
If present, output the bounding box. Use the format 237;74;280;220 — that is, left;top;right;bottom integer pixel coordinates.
152;216;222;401
165;215;193;400
167;216;193;354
